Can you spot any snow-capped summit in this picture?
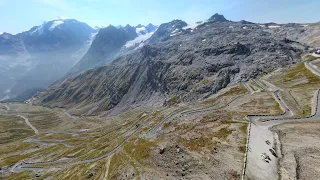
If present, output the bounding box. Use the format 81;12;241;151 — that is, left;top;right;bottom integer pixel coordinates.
30;18;69;35
29;18;94;36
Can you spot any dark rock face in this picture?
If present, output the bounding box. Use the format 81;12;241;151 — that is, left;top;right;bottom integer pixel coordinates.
148;20;188;43
67;24;158;77
209;13;228;22
146;23;157;32
66;25;137;76
34;19;305;115
238;20;255;24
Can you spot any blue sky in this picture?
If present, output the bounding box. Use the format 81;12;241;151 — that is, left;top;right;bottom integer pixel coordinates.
1;0;320;34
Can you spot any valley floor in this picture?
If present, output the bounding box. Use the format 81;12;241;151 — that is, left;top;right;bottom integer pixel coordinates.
1;56;320;180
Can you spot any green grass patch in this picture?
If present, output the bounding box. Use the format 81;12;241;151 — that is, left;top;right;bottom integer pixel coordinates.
238;124;248;153
124;138;157;164
194;79;209;89
168;96;178;103
281;63;320;88
5;171;32;180
219;85;248;97
201;98;217;105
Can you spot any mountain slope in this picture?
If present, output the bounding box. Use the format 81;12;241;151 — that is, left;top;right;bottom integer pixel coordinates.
67;24;158;77
34;15;305;116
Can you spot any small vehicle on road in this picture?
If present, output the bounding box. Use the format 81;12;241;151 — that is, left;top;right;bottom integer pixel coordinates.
269;149;278;157
262;153;271;161
265;140;271;145
261;154;269;163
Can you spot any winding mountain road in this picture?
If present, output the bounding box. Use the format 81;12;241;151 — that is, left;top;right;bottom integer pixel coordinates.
10;58;320;176
244;58;320;180
146;83;251;138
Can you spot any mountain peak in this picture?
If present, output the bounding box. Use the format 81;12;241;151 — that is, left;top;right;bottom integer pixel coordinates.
145;23;157;32
29;18;85;35
136;24;143;28
209;13;228;22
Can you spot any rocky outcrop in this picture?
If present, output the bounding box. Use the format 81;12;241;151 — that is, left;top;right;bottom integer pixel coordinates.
209;13;228;22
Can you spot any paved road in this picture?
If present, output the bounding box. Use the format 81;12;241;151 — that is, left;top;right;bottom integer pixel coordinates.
244;58;320;180
305;59;320;76
243;82;254;94
252;79;267;91
17;115;39;134
146;83;250;138
24;138;73;147
248;90;293;122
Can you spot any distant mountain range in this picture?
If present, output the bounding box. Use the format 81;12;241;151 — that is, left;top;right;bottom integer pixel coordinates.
0;18;97;100
0;18;157;100
2;14;320;104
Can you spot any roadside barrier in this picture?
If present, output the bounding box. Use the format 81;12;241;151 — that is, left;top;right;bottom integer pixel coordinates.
241;122;251;180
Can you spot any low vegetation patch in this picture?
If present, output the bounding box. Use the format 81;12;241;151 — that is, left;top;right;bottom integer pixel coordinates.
281;63;320;88
302;55;317;61
0;115;34;144
124;138;157;164
219;85;248;97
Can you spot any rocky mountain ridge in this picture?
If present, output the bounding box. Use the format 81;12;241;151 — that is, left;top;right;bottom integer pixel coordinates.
34;14;307;116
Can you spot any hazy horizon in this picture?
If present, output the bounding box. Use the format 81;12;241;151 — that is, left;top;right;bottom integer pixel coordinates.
1;0;320;34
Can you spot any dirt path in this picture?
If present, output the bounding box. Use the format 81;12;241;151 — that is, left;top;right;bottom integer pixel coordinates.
16;115;39;134
102;155;112;180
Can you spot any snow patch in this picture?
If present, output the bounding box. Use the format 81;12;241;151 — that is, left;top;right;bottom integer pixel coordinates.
49;16;69;21
49;20;64;31
268;25;281;28
0;32;3;35
31;23;45;35
136;27;147;35
124;31;155;48
202;39;206;42
182;21;205;32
